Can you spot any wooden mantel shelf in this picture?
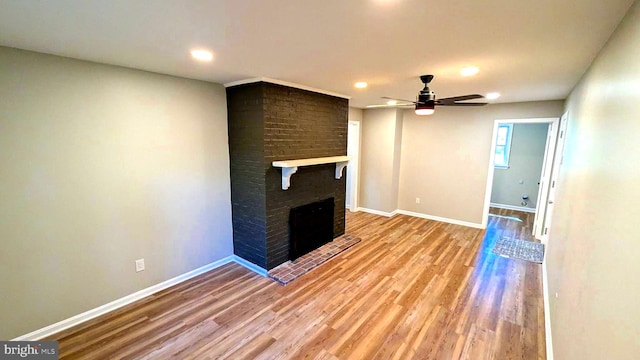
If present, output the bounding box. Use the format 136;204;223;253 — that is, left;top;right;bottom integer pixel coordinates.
272;156;350;190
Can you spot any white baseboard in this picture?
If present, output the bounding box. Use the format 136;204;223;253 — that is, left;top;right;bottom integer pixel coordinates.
13;255;236;341
490;203;536;213
232;255;268;277
357;207;397;217
355;207;484;229
542;259;554;360
395;210;484;229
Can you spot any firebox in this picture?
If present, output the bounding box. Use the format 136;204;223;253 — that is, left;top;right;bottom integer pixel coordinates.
289;198;335;260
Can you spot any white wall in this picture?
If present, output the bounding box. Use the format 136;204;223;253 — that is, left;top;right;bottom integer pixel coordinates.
0;47;233;340
491;123;548;209
546;2;640;359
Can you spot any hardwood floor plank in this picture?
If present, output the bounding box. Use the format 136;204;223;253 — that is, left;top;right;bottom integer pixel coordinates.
332;290;401;358
137;318;221;359
223;332;277;360
49;208;546;359
343;302;405;359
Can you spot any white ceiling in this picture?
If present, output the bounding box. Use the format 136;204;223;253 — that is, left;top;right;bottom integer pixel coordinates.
0;0;634;108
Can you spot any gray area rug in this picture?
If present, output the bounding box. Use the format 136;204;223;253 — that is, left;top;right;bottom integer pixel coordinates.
493;236;544;264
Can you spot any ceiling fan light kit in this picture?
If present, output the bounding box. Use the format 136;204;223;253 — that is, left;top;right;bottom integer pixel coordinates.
415;76;436;115
415;99;435;115
384;74;489;115
415;105;435;115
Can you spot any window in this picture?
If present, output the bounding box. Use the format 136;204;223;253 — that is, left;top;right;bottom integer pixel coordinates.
494;123;513;168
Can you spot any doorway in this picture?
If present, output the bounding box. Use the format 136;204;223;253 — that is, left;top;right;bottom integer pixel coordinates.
482;117;560;241
346;121;360;211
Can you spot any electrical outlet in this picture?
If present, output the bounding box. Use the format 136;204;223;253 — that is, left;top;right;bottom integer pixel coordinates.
555;292;559;298
415;197;421;204
135;259;145;272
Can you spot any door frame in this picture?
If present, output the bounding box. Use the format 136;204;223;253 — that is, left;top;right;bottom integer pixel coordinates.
481;117;560;233
346;120;361;211
540;112;569;243
532;119;559;241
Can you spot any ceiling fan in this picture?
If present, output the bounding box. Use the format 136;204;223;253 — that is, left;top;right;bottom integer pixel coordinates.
381;74;488;115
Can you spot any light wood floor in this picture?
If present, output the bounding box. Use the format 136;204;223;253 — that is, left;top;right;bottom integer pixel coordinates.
50;208;545;359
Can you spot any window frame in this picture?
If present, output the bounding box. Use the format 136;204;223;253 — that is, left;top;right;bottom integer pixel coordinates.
494;123;514;169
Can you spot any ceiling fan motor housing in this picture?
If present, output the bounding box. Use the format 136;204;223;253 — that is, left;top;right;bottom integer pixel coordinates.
418;74;435;104
418;90;435;104
420;74;434;84
416;89;436;114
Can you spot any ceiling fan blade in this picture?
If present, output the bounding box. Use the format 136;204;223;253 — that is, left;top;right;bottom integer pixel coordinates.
436;102;488;106
366;103;414;108
436;94;484;104
366;104;396;108
381;96;417;104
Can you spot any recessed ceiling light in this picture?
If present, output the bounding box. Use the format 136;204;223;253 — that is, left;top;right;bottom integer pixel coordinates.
460;67;479;77
354;82;368;89
486;92;501;100
387;100;397;105
191;49;213;61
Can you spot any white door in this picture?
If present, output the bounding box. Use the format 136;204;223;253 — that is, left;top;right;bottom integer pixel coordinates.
541;112;568;243
533;120;559;240
346;121;360;211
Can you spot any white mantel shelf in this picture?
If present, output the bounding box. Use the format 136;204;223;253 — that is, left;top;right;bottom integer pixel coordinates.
272;156;350;190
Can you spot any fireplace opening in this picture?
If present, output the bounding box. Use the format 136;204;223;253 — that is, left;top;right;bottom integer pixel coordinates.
289;198;335;260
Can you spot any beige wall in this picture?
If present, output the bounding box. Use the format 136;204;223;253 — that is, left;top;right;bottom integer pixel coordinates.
359;108;402;213
390;110;404;211
491;123;549;209
348;107;363;123
546;2;640;359
398;101;564;224
0;47;233;339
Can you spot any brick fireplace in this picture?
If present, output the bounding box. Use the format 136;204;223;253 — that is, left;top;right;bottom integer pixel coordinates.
226;80;349;271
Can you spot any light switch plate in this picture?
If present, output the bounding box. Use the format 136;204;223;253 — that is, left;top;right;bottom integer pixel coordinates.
135;259;145;272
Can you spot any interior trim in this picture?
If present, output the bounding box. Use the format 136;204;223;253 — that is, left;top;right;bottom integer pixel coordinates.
355;207;484;229
355;207;398;218
232;255;269;277
223;77;351;99
543;259;554;360
395;210;485;229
